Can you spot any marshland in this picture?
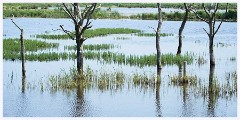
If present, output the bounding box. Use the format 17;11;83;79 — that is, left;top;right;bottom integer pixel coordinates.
3;3;237;117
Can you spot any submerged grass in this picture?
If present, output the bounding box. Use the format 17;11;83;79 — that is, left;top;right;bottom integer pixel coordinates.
135;32;174;37
36;28;141;40
64;44;115;51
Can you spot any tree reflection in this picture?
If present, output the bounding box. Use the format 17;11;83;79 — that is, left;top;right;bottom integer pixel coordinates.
155;69;162;117
207;64;216;117
71;83;87;117
22;76;26;93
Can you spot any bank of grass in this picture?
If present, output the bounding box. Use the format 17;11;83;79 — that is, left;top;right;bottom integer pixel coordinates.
130;10;237;21
3;6;237;22
36;28;141;40
4;3;237;10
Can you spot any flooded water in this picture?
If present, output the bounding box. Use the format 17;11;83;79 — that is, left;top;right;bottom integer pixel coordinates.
3;18;237;117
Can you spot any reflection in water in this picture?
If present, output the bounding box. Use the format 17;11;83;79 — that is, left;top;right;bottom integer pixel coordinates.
155;69;162;117
179;64;191;116
208;65;216;117
22;76;26;93
71;84;88;117
11;71;13;84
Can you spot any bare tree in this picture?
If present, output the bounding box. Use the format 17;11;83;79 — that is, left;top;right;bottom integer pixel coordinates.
191;3;228;65
11;18;26;78
61;3;97;74
153;3;163;72
177;3;192;55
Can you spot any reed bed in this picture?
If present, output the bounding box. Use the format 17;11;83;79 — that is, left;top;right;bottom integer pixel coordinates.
36;28;141;40
4;50;194;67
3;38;59;52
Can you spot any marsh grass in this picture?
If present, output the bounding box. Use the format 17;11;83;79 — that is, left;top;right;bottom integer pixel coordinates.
4;49;194;67
3;38;59;52
48;67;126;91
36;28;141;40
170;75;198;86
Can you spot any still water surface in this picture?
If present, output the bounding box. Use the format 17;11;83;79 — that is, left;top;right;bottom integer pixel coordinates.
3;18;237;117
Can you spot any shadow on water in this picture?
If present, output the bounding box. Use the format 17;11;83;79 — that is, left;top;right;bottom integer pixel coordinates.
208;65;215;117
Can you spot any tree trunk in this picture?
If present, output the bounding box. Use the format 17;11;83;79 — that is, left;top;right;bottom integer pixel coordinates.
209;36;215;65
20;29;26;77
156;3;162;72
156;33;161;71
177;3;189;55
76;39;83;74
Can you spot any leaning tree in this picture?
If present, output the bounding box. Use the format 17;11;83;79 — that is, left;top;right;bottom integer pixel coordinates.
191;3;228;65
176;3;192;55
60;3;97;74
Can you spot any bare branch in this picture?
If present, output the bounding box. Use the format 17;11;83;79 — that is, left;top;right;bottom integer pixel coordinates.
191;9;208;23
60;25;75;40
202;3;210;19
148;26;157;33
214;3;228;35
212;3;219;32
203;28;209;35
11;19;22;31
63;3;77;24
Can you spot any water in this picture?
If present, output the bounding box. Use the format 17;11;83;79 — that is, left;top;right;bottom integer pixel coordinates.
3;18;237;117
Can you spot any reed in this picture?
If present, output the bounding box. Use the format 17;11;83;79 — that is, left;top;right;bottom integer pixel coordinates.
36;28;141;40
3;38;59;52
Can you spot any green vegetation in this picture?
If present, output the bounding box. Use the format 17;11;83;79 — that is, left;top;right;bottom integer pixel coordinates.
48;66;125;91
3;38;59;52
36;28;141;40
130;10;237;21
3;9;68;18
4;48;194;67
101;3;236;9
3;3;237;21
3;3;237;9
170;74;198;86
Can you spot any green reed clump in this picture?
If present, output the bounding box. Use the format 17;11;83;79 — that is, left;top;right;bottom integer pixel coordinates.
170;75;198;86
36;28;141;40
64;44;115;51
48;67;125;91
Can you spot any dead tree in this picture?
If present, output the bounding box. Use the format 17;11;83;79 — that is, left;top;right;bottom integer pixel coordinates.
177;3;191;55
153;3;163;72
61;3;97;74
191;3;228;65
11;18;26;77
